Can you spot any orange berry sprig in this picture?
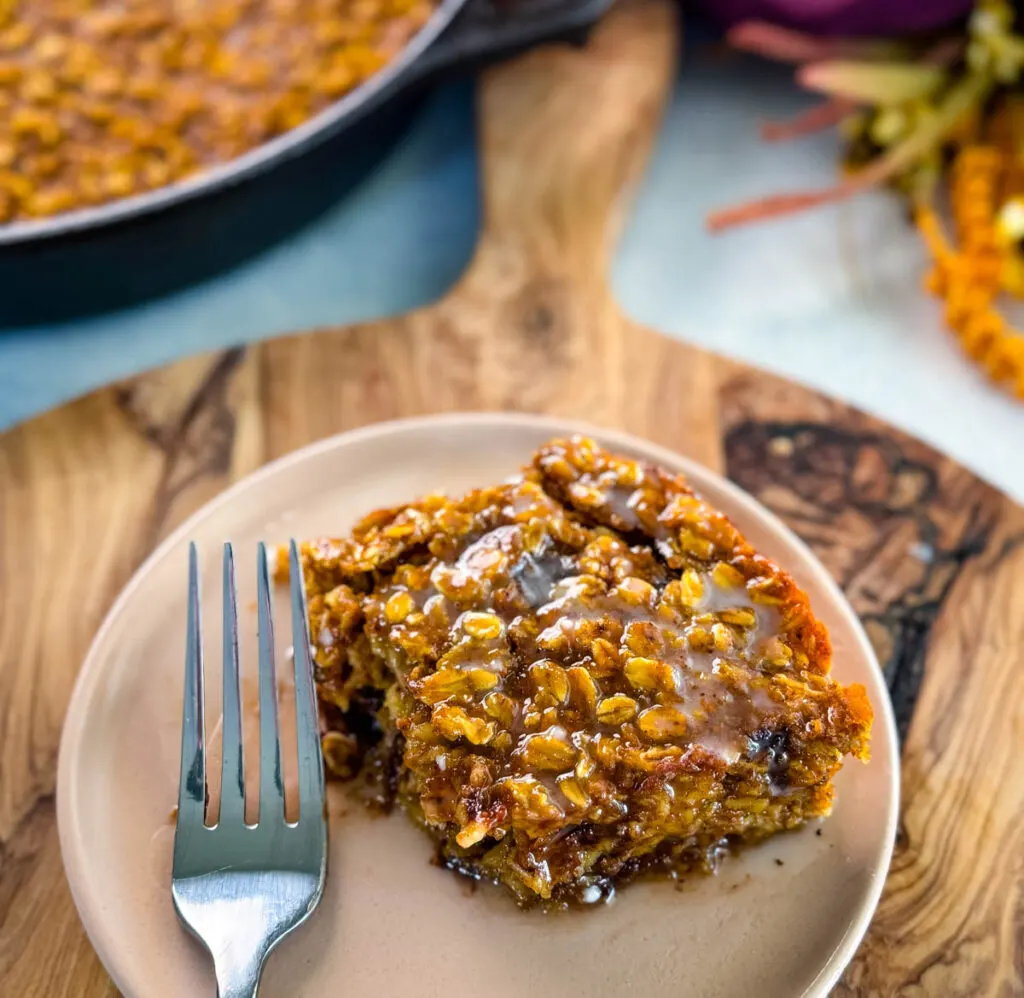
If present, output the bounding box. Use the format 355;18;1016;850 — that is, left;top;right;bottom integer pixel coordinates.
917;145;1024;397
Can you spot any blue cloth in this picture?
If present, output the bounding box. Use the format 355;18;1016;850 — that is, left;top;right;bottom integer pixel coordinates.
0;84;480;430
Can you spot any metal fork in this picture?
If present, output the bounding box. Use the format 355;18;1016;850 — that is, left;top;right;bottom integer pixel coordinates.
172;541;327;998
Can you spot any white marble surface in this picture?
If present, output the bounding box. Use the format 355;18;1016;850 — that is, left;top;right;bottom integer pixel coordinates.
2;46;1022;503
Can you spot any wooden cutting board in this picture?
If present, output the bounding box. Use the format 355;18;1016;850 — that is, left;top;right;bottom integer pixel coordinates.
2;1;1023;994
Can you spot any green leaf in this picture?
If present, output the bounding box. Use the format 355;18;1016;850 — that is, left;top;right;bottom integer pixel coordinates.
799;60;947;105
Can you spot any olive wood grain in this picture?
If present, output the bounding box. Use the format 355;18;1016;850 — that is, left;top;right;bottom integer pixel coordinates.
1;1;1023;994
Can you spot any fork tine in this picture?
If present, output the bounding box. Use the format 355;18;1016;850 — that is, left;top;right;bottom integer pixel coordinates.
177;543;206;829
256;542;285;822
289;541;325;820
219;543;246;825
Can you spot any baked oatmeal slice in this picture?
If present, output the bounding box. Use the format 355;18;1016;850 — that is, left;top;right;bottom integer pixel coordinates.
286;436;872;904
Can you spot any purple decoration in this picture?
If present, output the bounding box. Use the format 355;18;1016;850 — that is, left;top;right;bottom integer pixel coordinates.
696;0;974;37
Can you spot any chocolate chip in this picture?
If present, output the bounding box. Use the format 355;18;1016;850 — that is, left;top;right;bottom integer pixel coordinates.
748;727;791;793
511;542;576;608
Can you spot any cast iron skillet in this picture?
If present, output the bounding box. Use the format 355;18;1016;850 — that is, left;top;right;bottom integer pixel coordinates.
0;0;613;326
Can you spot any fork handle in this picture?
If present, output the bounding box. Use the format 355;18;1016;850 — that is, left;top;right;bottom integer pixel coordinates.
214;944;268;998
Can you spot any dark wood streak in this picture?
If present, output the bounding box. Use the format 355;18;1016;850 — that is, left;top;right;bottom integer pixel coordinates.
985;528;1024;570
117;348;246;548
115;347;244;453
722;418;1002;740
0;794;53;930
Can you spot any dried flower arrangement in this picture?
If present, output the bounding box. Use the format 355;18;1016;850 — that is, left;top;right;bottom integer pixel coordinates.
709;1;1024;398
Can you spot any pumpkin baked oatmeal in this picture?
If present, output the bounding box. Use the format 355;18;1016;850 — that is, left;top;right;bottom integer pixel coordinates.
0;0;437;221
286;437;873;905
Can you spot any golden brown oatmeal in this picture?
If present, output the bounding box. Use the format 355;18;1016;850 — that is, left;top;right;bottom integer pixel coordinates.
285;437;873;905
0;0;436;221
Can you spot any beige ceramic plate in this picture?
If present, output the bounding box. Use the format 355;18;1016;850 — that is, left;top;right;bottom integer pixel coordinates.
57;413;899;998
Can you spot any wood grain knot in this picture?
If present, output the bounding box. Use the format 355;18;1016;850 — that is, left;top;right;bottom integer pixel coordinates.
723;419;1000;741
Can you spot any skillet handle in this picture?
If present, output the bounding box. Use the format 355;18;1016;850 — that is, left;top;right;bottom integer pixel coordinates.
404;0;617;85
